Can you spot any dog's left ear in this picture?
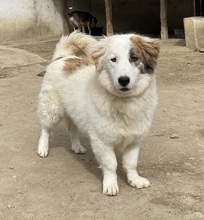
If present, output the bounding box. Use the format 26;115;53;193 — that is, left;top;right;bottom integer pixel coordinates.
130;36;160;72
90;38;107;71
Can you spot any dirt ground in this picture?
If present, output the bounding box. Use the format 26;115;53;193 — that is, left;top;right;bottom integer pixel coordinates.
0;36;204;220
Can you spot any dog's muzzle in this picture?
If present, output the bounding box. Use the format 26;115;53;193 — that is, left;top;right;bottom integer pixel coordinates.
118;76;130;91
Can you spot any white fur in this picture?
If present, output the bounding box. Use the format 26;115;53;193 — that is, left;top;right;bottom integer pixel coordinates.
37;32;159;196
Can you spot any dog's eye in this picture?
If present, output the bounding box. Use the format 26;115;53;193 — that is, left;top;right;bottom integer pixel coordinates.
110;57;117;62
130;55;138;62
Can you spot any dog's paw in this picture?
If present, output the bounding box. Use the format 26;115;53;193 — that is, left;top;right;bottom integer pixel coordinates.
103;183;119;196
71;144;87;154
128;176;151;189
38;145;49;158
103;176;119;196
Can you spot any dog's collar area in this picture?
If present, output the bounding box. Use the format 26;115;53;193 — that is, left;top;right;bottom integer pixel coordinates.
53;55;81;62
54;56;64;61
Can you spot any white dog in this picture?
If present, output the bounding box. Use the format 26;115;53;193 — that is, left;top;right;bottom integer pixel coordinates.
37;31;159;196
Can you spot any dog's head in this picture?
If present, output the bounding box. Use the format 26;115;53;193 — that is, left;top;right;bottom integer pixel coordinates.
90;34;160;97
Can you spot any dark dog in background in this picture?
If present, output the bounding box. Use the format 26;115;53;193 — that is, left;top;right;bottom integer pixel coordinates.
67;10;97;35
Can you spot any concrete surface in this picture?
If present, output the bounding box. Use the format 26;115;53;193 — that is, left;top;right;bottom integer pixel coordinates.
0;46;46;69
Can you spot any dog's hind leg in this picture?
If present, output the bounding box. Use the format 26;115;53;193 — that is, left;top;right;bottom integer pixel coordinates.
66;118;87;154
37;126;51;157
37;90;64;157
87;24;91;35
122;143;151;189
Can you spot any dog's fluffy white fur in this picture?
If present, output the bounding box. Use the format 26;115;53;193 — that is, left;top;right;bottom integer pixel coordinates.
37;31;160;196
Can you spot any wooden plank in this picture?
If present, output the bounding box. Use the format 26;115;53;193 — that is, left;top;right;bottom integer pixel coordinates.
193;0;196;15
160;0;168;40
194;0;202;16
62;0;68;34
105;0;113;36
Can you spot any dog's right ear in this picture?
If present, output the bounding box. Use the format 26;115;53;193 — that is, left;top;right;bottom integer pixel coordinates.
90;38;107;71
130;36;160;72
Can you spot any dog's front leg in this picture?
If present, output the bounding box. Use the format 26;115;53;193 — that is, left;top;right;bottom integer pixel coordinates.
122;143;151;189
91;137;119;196
82;25;85;33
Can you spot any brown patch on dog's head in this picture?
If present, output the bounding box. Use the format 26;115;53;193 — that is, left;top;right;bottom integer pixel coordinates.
63;57;89;73
130;36;160;72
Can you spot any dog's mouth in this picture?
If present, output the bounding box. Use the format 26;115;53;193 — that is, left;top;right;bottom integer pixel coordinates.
119;88;130;92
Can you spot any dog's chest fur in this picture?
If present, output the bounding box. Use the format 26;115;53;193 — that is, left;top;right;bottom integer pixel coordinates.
89;88;157;148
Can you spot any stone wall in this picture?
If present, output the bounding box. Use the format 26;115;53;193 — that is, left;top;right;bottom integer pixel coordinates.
184;17;204;51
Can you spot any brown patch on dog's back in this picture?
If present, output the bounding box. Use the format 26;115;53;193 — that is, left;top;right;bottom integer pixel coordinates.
63;57;89;73
130;36;160;71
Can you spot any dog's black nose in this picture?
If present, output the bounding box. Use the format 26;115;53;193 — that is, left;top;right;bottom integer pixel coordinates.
118;76;130;86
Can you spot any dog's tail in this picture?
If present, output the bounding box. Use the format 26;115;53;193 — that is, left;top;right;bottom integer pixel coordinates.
52;31;97;63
